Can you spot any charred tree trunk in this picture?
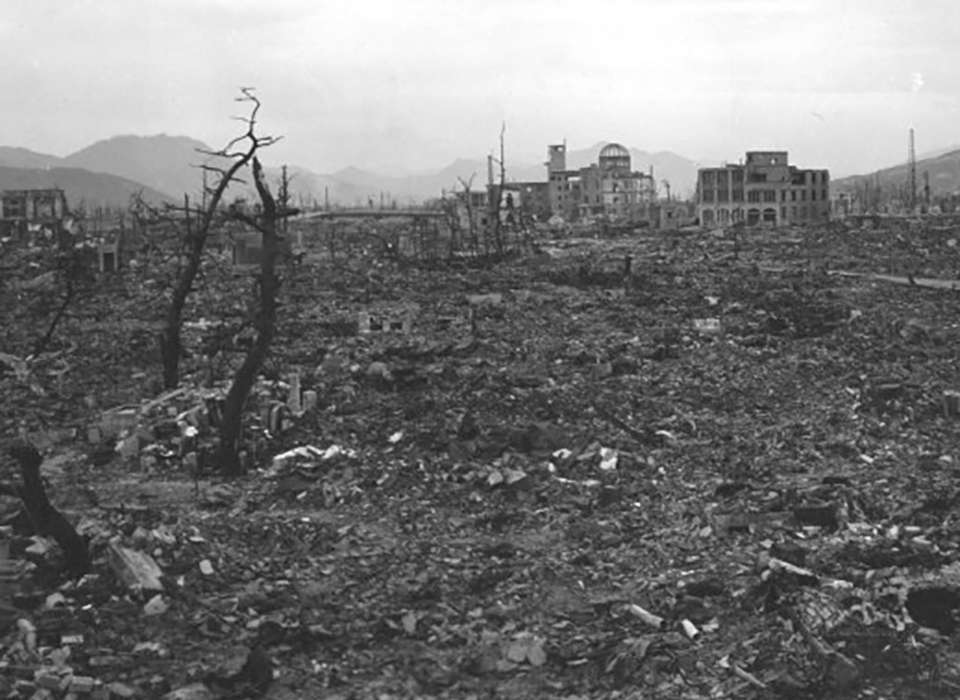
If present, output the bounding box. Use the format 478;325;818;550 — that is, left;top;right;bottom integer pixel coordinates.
159;90;277;389
491;122;507;257
7;441;89;576
217;157;281;476
32;275;76;357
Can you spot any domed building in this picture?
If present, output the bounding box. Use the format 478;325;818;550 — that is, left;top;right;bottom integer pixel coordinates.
546;141;657;222
598;143;631;173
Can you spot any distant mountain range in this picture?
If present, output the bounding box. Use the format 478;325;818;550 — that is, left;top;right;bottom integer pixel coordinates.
0;135;704;211
15;133;959;212
0;162;173;211
832;149;960;197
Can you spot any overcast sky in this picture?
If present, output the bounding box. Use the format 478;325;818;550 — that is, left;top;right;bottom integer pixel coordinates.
2;0;958;177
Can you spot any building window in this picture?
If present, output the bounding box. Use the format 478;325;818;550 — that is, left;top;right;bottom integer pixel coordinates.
822;189;828;200
702;190;714;203
747;190;760;203
781;206;787;219
811;190;817;201
792;206;797;217
763;190;776;202
718;191;729;203
732;189;744;202
801;190;806;201
781;190;787;202
2;197;25;218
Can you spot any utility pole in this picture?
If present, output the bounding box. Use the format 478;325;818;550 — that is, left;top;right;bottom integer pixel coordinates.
908;127;917;212
923;170;931;209
280;165;290;243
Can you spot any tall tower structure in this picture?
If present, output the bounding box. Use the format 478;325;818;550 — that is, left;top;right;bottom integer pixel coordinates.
547;143;567;174
908;128;917;211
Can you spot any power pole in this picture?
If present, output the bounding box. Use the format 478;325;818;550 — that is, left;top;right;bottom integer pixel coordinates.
908;127;917;212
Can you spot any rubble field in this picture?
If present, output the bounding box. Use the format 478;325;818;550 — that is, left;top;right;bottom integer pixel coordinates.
4;221;960;699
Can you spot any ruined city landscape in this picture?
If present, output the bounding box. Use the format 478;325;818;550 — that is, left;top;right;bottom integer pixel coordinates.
4;3;960;700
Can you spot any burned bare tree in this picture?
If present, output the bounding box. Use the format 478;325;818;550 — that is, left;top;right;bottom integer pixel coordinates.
215;157;284;475
488;122;507;257
7;441;89;576
159;88;279;389
31;234;97;357
456;174;479;254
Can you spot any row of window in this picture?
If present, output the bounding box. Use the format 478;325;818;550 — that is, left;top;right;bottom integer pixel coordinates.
2;199;26;218
702;169;827;187
702;187;829;203
702;204;829;219
701;170;745;187
2;195;62;219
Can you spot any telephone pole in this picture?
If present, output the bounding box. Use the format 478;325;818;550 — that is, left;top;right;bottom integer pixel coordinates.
908;128;917;212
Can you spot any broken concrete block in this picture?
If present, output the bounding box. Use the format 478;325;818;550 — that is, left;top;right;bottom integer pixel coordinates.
693;318;723;336
357;305;417;334
943;390;960;418
182;452;198;475
69;676;96;693
467;293;504;306
261;401;291;435
34;671;66;692
105;682;139;698
99;407;139;440
106;542;163;591
793;502;838;529
365;362;392;383
117;434;140;460
288;372;302;414
24;537;54;563
143;594;168;616
161;683;215;700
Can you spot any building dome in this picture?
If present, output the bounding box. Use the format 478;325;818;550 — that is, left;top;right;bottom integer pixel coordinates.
600;143;630;159
599;142;631;172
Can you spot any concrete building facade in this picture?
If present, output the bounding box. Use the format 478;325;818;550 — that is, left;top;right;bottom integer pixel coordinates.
696;151;829;227
547;142;657;223
1;188;68;239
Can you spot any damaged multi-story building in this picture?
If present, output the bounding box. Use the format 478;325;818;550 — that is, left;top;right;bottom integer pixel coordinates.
696;151;829;227
547;142;657;222
1;188;69;240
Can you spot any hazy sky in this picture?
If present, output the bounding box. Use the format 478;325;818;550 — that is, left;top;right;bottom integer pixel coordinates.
2;0;958;177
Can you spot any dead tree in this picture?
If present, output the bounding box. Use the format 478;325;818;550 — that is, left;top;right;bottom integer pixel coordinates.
489;122;507;257
456;174;478;254
7;441;89;576
31;239;96;357
215;157;283;476
159;88;279;389
440;193;462;259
